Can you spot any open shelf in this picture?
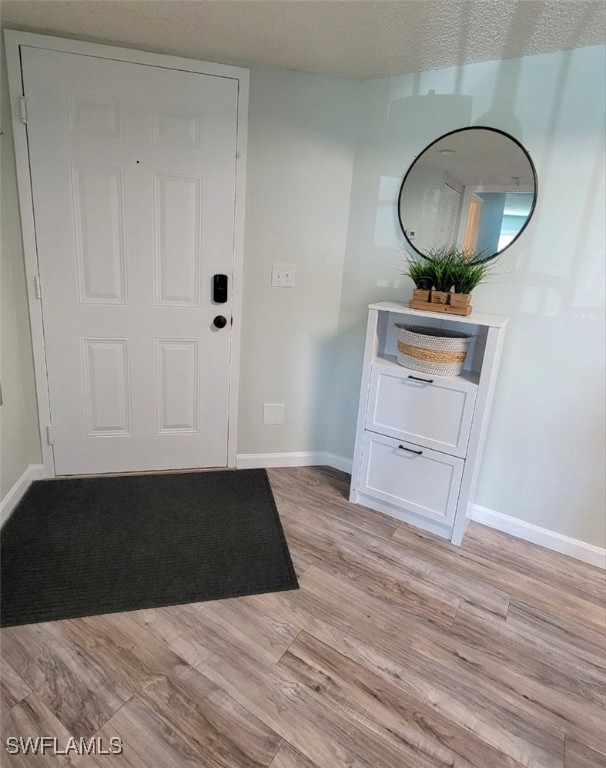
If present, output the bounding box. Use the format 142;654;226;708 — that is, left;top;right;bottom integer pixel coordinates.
372;305;502;381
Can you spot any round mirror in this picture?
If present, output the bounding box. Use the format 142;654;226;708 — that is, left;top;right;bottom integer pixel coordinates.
398;127;537;262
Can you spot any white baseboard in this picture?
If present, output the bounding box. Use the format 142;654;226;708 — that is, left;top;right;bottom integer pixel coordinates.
236;451;352;474
322;452;353;474
469;504;606;569
0;464;45;528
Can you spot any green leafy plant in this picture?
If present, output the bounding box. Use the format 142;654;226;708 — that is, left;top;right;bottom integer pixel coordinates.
421;245;490;266
421;245;495;294
448;258;494;294
403;246;497;295
403;258;433;290
425;255;455;292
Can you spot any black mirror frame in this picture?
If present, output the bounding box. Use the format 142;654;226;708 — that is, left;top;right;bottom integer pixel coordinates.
397;126;538;264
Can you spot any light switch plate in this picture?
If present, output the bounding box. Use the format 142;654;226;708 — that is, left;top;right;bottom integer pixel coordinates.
271;263;296;288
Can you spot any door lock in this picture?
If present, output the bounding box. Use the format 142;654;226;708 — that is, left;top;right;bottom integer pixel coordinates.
213;274;228;304
213;315;227;329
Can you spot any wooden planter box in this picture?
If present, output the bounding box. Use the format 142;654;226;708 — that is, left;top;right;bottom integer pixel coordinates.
412;288;431;302
430;290;450;305
450;292;472;308
409;290;474;316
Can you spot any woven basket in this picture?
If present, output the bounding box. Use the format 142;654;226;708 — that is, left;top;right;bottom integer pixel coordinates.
395;324;473;377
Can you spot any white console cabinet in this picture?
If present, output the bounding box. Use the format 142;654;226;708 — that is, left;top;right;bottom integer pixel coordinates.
349;302;508;544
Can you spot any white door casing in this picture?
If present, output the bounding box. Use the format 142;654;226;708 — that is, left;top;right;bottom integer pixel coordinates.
11;39;247;476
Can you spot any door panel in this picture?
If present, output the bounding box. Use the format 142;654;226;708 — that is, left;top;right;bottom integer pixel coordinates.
21;46;238;474
72;166;127;304
156;340;200;433
81;339;132;437
154;173;201;307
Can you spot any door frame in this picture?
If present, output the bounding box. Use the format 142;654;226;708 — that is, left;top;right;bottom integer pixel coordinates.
4;30;249;478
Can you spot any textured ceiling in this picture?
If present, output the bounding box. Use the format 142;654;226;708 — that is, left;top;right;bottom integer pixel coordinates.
1;1;605;80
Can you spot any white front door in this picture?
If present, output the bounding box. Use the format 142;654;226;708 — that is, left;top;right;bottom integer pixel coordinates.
21;47;239;475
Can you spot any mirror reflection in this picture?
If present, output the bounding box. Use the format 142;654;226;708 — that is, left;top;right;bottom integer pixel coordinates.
398;127;537;262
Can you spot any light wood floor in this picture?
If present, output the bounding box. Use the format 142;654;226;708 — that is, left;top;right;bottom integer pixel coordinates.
1;466;605;768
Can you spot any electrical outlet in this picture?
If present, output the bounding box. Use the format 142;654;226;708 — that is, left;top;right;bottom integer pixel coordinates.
271;263;296;288
263;403;285;424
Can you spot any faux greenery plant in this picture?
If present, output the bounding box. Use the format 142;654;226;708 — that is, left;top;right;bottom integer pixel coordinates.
404;258;433;290
448;258;493;294
425;254;454;292
403;245;495;295
421;244;490;266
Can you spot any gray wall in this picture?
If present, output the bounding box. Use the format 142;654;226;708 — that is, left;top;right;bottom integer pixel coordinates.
238;68;360;455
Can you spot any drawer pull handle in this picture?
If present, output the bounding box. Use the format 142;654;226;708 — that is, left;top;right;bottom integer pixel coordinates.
408;375;434;384
398;445;423;455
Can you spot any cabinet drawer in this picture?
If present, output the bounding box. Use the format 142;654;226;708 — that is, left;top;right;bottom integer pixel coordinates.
359;432;464;525
366;364;477;458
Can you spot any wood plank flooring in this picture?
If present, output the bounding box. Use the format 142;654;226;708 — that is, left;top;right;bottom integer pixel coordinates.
1;465;605;767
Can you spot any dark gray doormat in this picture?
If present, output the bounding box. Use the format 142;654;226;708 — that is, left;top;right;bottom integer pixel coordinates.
0;469;298;628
